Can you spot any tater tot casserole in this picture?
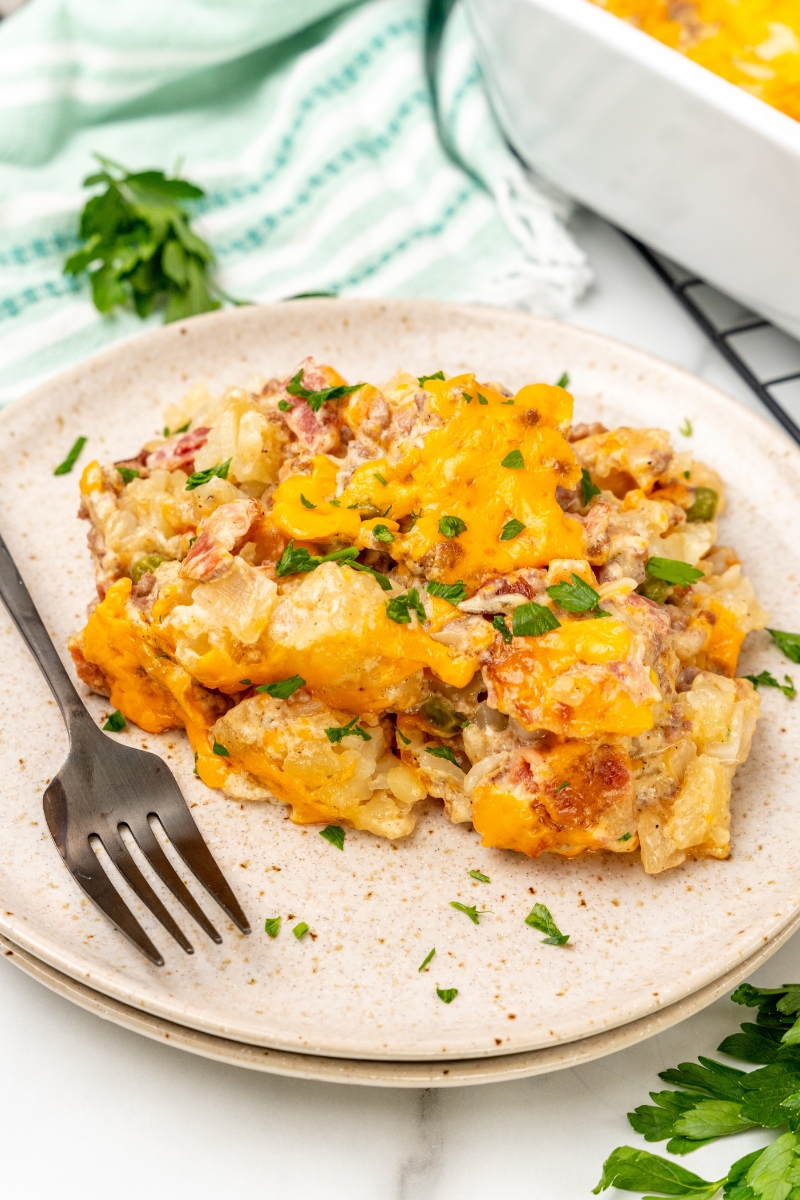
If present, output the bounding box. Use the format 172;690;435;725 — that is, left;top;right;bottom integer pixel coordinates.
69;359;768;874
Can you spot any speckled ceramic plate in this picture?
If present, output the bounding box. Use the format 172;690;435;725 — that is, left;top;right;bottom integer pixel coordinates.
1;299;799;1064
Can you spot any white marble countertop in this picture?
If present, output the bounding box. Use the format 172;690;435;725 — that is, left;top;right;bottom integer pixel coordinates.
1;211;795;1200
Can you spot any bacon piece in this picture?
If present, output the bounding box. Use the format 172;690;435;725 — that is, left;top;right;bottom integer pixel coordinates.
145;427;210;473
278;357;342;454
180;498;263;582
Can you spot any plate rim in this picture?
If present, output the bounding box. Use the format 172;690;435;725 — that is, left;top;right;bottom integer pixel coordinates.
2;297;800;1062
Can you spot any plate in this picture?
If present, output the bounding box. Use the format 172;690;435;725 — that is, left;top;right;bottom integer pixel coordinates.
1;298;799;1062
3;910;799;1087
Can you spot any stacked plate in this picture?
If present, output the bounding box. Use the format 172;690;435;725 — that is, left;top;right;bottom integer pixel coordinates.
1;300;799;1087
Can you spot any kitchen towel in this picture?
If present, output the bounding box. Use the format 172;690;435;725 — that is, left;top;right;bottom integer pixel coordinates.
0;0;592;405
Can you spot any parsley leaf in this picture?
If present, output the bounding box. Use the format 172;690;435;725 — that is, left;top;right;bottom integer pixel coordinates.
438;515;467;539
320;825;345;850
470;870;490;883
396;727;411;745
373;471;387;486
300;493;316;509
646;557;704;587
427;580;466;604
64;156;225;323
619;831;633;841
286;368;364;413
768;629;800;664
555;372;570;389
54;436;87;476
212;740;230;758
103;710;126;732
745;671;796;699
418;371;445;385
386;588;426;624
347;561;393;591
325;717;371;744
264;916;281;939
525;903;569;945
513;602;561;638
436;987;458;1004
478;393;489;405
372;523;394;543
580;468;601;506
450;901;489;924
408;509;422;528
500;518;526;541
275;541;358;577
425;745;459;767
185;458;231;491
492;614;512;644
462;391;473;403
546;572;602;613
592;1146;723;1198
501;449;525;469
419;947;435;972
278;399;292;412
116;466;139;484
292;922;309;939
680;417;693;437
554;781;570;793
257;676;305;699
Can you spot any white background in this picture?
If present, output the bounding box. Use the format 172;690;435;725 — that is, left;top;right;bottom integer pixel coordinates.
0;211;794;1199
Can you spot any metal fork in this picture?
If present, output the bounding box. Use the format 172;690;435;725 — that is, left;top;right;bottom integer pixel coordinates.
0;531;250;966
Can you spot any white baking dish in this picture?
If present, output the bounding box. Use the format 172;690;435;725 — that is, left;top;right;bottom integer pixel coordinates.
465;0;800;340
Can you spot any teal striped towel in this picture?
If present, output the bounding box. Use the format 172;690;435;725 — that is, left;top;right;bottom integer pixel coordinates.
0;0;591;406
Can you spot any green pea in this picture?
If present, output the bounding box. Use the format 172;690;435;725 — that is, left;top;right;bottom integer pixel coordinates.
130;554;165;584
419;695;466;737
637;576;670;604
686;487;718;523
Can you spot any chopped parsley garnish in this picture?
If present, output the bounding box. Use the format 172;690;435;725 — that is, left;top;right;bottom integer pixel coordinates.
212;740;230;757
257;675;305;699
278;399;292;412
580;468;600;506
555;372;570;388
409;509;421;529
276;541;357;576
501;398;514;405
325;717;371;743
386;588;426;624
239;679;252;686
286;368;364;413
492;614;512;644
436;987;458;1004
329;498;341;507
501;449;525;469
618;832;632;841
193;751;199;777
451;901;489;924
679;417;693;437
462;391;472;403
166;421;190;436
419;948;436;972
500;518;526;541
427;580;466;604
320;824;346;850
185;458;231;491
292;922;309;939
478;393;489;405
373;471;387;486
554;781;570;793
54;436;87;476
396;727;411;745
745;670;796;699
425;745;459;767
264;916;281;939
525;903;569;945
768;628;800;664
470;870;490;883
116;466;139;484
546;572;602;613
103;710;126;732
645;556;704;587
438;515;467;538
372;523;394;543
418;371;445;385
512;602;560;637
300;493;316;509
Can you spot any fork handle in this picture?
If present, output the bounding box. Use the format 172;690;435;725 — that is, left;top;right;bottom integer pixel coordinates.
0;530;97;739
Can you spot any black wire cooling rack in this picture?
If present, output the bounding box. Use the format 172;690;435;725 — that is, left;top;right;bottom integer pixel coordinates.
625;234;800;448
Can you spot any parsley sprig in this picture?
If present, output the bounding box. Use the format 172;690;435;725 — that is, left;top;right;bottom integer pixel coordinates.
286;369;364;413
325;717;371;744
426;580;466;604
546;572;603;614
594;983;800;1199
450;901;491;924
185;458;231;491
745;670;796;699
525;903;569;945
386;589;426;625
646;557;704;587
275;541;391;590
64;155;231;322
769;629;800;664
